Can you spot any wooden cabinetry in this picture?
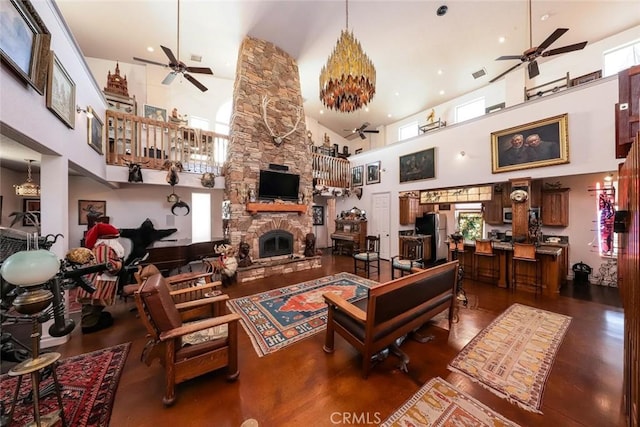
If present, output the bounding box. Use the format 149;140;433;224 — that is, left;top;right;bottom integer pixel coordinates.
541;188;570;226
399;196;419;225
501;182;512;207
483;186;503;225
529;179;542;207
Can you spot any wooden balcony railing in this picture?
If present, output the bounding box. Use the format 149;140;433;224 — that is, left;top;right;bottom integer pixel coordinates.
312;152;350;189
105;110;227;174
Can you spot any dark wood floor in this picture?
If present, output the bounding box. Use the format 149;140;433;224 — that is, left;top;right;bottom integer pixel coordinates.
51;253;624;427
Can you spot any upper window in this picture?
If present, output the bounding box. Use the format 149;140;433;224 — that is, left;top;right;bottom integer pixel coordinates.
455;97;485;123
398;121;419;141
603;40;640;77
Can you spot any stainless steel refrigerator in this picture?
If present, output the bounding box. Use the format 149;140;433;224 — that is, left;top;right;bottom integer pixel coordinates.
415;213;448;264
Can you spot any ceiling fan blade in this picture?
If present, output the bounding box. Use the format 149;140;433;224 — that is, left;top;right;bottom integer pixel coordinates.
496;55;523;61
537;28;569;52
359;122;370;131
363;129;380;133
162;72;177;85
185;66;213;75
490;62;523;83
542;41;588;57
528;60;540;79
133;57;169;67
184;73;208;92
161;45;179;64
359;132;367;140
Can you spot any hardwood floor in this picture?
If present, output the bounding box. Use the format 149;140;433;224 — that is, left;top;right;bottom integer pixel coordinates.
51;253;625;427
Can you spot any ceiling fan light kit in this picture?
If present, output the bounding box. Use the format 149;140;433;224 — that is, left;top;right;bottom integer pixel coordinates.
319;0;376;113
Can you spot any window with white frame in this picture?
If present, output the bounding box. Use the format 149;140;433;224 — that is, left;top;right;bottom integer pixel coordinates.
603;40;640;77
398;121;419;141
455;97;485;123
454;202;484;241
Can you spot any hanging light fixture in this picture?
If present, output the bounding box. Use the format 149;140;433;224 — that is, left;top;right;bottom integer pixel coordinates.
14;160;41;197
319;0;376;113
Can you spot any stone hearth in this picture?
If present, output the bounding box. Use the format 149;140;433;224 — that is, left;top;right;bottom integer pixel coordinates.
237;256;322;283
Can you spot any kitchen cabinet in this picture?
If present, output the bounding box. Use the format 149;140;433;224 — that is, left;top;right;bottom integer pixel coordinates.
399;196;419;225
529;179;542;207
541;188;570;226
501;182;512;207
483;186;503;225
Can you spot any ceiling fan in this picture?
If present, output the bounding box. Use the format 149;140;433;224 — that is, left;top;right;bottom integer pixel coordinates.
490;0;587;83
133;0;213;92
344;122;380;140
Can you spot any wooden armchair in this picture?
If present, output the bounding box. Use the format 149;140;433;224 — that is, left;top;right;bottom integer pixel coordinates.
391;238;424;279
135;273;240;406
353;235;381;278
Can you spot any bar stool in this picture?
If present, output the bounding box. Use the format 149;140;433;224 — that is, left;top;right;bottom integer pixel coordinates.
474;239;498;283
511;243;542;295
448;239;468;306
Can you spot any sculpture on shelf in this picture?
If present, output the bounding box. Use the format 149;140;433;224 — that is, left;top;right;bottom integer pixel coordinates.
237;242;252;267
304;233;316;257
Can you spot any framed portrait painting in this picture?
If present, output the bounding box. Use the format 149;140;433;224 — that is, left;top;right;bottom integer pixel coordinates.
366;161;381;185
143;104;167;122
46;51;75;128
351;165;363;187
87;106;103;154
491;113;569;174
0;0;50;95
399;147;435;183
312;205;324;226
78;200;106;225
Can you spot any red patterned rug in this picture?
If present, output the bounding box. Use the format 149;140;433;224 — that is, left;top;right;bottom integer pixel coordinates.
0;343;130;426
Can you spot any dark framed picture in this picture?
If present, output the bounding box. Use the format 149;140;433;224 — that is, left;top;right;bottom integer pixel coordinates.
570;70;602;87
491;113;569;174
399;147;435;183
46;51;75;128
438;204;451;211
78;200;106;225
0;0;51;95
22;198;40;226
351;165;363;187
87;106;104;154
312;205;324;226
366;161;381;185
144;104;167;122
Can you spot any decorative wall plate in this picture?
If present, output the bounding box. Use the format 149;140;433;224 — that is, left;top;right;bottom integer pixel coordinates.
510;189;529;203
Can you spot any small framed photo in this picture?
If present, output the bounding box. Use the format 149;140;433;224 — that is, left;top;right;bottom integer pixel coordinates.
438;203;451;211
46;51;75;128
144;104;167;122
312;205;324;226
78;200;106;225
22;199;40;226
351;165;363;187
87;106;103;154
366;161;381;185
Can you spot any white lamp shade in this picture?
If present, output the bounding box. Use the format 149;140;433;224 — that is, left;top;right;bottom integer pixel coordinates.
0;249;60;287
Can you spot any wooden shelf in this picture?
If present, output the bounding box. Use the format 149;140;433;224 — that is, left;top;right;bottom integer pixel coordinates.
245;203;307;215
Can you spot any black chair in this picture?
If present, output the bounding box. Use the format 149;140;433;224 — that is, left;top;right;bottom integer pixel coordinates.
391;239;424;279
353;235;380;278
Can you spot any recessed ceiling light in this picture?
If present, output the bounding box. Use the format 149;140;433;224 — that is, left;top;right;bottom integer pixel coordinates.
147;46;154;52
387;113;392;118
320;110;324;115
437;69;443;75
540;13;550;21
365;107;369;112
439;90;445;95
395;91;400;96
225;62;231;67
499;36;505;43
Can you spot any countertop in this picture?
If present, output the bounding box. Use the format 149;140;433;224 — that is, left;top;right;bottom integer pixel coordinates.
459;240;563;256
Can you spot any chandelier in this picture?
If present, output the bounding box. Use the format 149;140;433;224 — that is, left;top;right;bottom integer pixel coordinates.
319;0;376;113
14;160;40;197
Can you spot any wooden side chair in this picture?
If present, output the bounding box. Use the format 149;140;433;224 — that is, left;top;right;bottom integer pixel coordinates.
391;238;424;279
511;243;541;295
353;235;381;279
134;273;240;406
473;239;498;283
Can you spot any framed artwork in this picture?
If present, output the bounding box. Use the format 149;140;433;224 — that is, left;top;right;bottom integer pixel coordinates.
312;205;324;226
0;0;51;95
351;165;363;187
78;200;106;225
87;106;104;154
438;204;451;211
399;147;435;183
366;161;381;184
491;113;569;174
570;70;602;87
22;198;40;226
144;104;167;122
46;51;75;128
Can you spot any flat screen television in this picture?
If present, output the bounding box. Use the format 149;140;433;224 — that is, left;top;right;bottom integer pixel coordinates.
258;170;300;201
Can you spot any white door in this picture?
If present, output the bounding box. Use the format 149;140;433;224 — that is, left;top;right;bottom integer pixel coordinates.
371;192;391;260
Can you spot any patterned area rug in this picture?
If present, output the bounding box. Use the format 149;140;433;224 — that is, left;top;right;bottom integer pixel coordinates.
381;376;521;427
448;303;572;414
227;272;378;357
0;343;130;426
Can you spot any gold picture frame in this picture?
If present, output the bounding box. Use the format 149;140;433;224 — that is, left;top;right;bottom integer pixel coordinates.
87;106;104;154
491;113;569;174
46;51;75;128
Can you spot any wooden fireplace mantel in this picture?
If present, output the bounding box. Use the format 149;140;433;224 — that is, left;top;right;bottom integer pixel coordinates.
245;203;307;215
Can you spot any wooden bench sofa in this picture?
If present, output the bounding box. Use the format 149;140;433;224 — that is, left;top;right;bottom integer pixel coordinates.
322;260;458;377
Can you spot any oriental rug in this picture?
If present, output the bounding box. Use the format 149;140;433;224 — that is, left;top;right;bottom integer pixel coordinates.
447;303;571;414
0;343;130;427
226;272;378;357
380;376;521;427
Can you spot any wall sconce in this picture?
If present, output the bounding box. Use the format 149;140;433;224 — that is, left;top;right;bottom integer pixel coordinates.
457;151;466;159
76;105;94;118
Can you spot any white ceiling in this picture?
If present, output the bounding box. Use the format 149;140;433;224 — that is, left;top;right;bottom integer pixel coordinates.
2;1;638;172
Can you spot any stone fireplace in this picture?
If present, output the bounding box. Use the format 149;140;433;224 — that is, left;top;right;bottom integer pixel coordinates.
225;36;319;278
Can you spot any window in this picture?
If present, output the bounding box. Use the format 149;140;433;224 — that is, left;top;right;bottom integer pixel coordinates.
398;121;418;141
455;97;485;123
191;192;211;243
455;203;483;241
603;40;640;77
189;115;210;131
